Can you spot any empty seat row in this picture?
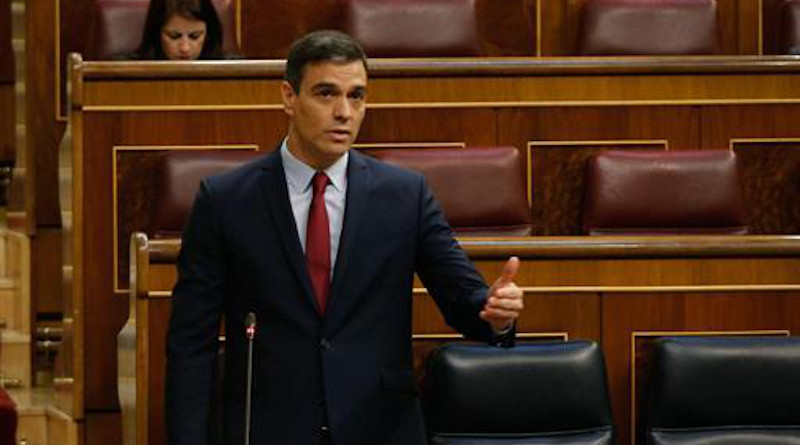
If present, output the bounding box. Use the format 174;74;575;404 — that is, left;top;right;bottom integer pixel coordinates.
147;147;748;239
94;0;800;59
424;336;800;444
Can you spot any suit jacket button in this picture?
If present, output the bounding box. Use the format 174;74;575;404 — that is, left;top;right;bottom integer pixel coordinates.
320;425;330;433
319;338;331;351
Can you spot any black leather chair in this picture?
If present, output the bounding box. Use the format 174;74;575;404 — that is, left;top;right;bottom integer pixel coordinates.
642;336;800;445
423;341;615;444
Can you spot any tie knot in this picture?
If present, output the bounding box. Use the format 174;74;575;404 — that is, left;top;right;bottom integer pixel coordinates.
312;172;330;195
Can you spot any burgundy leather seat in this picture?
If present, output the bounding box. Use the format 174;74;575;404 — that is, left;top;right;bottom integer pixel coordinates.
86;0;237;60
341;0;481;57
582;150;748;235
578;0;719;55
781;0;800;55
0;389;16;445
149;150;262;237
368;147;532;236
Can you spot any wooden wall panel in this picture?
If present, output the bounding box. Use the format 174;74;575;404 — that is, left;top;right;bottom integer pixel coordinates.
733;141;800;234
702;104;800;148
497;106;701;154
358;108;496;147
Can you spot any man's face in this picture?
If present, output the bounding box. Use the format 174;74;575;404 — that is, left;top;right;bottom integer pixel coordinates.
282;60;368;169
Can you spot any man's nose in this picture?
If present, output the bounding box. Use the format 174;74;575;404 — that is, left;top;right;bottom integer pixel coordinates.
333;97;352;120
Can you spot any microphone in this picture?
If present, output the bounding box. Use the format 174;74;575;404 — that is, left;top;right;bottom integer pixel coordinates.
244;312;257;445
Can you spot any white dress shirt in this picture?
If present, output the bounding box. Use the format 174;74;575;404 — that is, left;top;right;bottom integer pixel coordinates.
280;140;348;271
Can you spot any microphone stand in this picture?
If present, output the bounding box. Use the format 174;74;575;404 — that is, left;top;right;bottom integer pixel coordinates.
244;312;257;445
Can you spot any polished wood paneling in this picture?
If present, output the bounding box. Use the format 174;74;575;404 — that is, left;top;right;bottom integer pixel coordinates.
359;108;496;147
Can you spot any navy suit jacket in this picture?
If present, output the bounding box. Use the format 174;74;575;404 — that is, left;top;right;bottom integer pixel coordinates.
166;149;506;445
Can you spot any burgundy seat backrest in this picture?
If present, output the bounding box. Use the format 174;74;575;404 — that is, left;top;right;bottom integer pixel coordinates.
341;0;481;57
781;0;800;55
149;150;262;237
368;147;531;236
583;150;748;235
87;0;237;60
578;0;719;55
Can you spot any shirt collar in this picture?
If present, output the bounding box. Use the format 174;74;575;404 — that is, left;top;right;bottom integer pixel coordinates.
280;138;349;193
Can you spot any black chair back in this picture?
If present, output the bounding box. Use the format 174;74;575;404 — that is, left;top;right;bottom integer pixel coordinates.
644;336;800;445
423;341;614;445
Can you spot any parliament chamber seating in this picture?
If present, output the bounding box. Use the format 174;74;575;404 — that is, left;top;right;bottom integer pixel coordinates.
341;0;481;57
150;147;532;237
86;0;238;60
422;341;615;445
577;0;720;55
781;0;800;55
367;147;532;236
642;336;800;445
582;150;748;235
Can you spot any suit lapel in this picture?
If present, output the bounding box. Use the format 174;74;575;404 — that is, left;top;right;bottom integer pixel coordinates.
325;151;370;328
259;150;319;315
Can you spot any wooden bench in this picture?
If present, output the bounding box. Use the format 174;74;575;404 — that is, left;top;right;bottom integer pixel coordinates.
125;232;800;445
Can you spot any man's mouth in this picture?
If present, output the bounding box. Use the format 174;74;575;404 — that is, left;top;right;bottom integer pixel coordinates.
327;129;351;142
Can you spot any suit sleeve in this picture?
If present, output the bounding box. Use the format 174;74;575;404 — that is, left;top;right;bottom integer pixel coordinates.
166;179;226;445
413;176;510;344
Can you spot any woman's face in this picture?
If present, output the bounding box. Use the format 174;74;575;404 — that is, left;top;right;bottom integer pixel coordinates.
160;14;207;60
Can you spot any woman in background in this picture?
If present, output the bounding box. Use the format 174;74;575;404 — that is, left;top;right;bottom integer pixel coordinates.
133;0;228;60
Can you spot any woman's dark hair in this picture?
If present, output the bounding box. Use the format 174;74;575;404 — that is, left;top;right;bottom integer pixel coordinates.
134;0;225;60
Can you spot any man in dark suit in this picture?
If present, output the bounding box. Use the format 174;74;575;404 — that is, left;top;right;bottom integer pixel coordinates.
166;30;524;445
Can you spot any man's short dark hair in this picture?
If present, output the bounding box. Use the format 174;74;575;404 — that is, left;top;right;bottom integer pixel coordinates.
285;30;368;92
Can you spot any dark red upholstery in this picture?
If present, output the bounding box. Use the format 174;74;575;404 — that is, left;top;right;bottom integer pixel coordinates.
368;147;531;236
341;0;480;57
150;150;262;237
583;150;748;235
578;0;719;55
781;0;800;55
86;0;237;60
0;389;17;445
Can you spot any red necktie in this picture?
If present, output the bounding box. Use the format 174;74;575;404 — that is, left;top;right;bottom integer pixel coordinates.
306;172;331;314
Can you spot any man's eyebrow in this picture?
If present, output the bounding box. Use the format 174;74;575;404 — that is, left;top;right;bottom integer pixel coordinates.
310;82;338;91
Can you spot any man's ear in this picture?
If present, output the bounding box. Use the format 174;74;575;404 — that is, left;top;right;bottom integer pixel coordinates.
281;81;296;117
